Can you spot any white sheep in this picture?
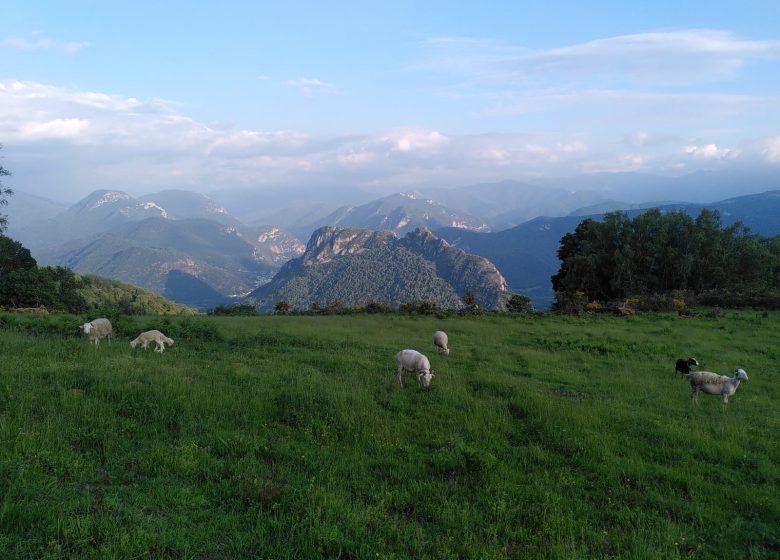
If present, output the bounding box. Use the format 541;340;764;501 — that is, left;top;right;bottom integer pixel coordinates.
81;318;112;345
130;330;174;353
433;330;450;355
395;349;435;388
686;368;748;409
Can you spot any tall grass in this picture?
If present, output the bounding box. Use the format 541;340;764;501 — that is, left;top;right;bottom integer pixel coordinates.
0;311;778;558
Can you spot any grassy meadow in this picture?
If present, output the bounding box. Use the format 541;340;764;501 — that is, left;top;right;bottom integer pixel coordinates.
0;311;778;559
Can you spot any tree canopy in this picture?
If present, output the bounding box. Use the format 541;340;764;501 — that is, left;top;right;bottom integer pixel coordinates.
0;145;12;233
552;209;780;302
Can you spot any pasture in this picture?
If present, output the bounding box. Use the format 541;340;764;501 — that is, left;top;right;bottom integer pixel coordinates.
0;311;778;559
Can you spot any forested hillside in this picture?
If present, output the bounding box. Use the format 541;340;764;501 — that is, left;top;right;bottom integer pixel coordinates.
248;226;509;311
0;234;195;315
552;209;780;305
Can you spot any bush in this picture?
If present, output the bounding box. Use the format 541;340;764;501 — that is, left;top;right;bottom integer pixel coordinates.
552;291;587;315
506;294;535;314
208;303;258;316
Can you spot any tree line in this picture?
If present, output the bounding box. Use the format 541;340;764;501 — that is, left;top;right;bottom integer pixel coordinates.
552;208;780;306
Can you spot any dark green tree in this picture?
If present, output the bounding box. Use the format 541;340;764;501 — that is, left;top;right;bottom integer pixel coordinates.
0;145;12;233
552;209;780;304
506;294;535;313
0;235;37;275
274;300;293;315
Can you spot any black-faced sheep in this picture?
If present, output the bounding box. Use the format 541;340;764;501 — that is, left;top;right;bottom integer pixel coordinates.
433;330;450;355
686;368;748;409
130;330;174;353
82;318;112;345
675;357;699;378
395;349;434;388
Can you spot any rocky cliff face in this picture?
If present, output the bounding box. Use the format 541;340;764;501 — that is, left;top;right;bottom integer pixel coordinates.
400;227;509;309
302;227;397;265
247;226;509;311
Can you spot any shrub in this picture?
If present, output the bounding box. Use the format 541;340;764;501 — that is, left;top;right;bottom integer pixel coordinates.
208;303;257;316
506;294;535;314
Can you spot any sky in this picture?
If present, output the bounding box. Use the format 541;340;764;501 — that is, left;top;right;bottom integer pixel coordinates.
1;0;780;202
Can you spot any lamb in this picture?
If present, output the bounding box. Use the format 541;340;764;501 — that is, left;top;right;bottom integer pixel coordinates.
81;318;112;345
130;330;174;353
686;368;748;409
395;349;435;388
433;330;450;355
675;357;699;378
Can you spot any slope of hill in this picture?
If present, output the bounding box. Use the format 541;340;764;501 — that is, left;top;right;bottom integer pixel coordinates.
4;191;69;230
247;226;509;311
80;274;197;315
297;193;490;241
11;190;306;310
11;189;246;254
437;216;583;309
437;190;780;309
423;180;610;230
37;218;281;309
135;189;242;226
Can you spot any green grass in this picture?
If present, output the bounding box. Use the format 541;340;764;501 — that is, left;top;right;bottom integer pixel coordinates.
1;311;778;559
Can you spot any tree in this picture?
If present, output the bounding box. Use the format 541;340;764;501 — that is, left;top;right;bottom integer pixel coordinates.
274;300;293;315
0;235;36;275
0;145;12;233
552;209;780;304
506;294;535;314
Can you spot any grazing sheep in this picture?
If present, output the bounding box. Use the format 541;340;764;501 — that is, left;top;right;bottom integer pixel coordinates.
675;357;699;378
81;318;112;345
686;368;748;409
130;330;174;353
433;330;450;355
395;349;435;388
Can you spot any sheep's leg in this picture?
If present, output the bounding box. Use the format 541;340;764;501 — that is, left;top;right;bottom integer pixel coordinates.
397;366;404;388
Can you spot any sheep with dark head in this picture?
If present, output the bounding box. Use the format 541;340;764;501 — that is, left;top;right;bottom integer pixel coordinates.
675;357;699;378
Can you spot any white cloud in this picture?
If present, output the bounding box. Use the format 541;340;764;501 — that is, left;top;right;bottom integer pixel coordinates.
338;151;375;166
282;78;339;96
762;136;780;163
424;30;780;86
1;34;88;54
19;118;90;140
383;129;450;153
1;79;778;202
684;143;738;160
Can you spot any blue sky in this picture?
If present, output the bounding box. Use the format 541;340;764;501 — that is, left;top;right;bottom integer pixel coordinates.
2;0;780;201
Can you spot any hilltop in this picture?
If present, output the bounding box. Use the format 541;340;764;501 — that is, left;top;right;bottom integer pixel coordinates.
248;226;509;311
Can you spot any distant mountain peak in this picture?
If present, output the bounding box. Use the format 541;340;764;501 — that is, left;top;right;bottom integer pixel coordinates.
89;190;132;210
304;226;397;265
139;201;169;218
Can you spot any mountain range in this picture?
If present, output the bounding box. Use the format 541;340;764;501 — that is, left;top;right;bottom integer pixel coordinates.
4;170;779;311
7;190;305;310
294;192;490;240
